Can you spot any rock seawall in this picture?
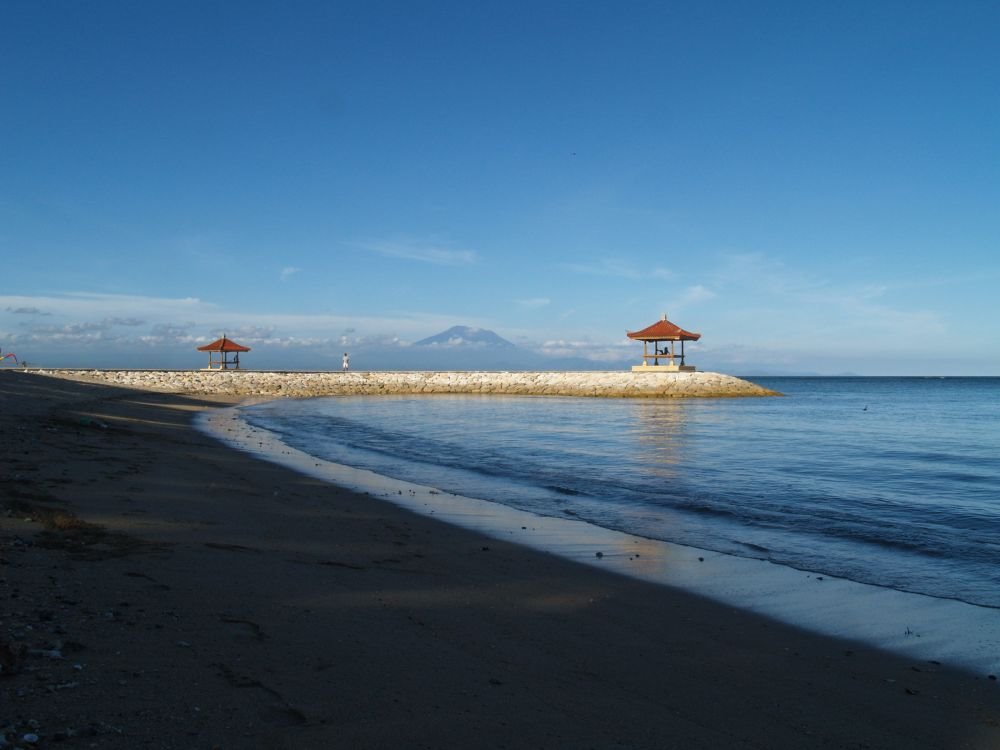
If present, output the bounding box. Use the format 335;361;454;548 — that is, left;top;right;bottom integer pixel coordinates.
27;369;780;398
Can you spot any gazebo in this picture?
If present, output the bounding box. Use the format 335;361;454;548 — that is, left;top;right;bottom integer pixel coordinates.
627;314;701;372
196;335;251;370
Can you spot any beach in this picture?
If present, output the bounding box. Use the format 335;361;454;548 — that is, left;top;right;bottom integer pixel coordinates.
2;370;998;749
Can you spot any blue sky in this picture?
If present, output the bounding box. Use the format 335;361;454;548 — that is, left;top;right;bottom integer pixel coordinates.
2;1;998;374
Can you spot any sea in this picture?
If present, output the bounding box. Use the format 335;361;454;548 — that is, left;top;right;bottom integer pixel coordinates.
201;376;1000;675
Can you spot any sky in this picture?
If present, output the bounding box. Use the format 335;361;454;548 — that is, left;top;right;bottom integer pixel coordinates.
2;0;998;374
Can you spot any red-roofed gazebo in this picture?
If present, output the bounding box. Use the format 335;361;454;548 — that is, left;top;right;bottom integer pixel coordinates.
197;335;251;370
627;314;700;372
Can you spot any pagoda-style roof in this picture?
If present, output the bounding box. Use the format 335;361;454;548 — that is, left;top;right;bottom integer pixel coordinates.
627;315;701;342
197;336;251;353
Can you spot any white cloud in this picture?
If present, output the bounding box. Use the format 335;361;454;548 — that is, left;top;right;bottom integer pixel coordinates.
356;239;477;266
531;338;633;363
713;252;826;298
28;317;146;335
562;258;672;281
674;284;716;307
0;292;192;315
338;331;408;348
0;292;490;364
516;297;550;309
703;252;950;351
146;322;198;341
6;306;51;316
280;266;301;281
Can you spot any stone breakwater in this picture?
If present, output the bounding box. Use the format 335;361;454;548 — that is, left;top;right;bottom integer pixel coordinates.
29;369;779;398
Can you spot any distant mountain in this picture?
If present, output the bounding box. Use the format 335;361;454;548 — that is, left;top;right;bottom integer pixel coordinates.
334;325;627;371
414;326;515;348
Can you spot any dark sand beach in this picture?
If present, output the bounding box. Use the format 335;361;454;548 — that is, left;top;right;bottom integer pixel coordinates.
2;370;998;748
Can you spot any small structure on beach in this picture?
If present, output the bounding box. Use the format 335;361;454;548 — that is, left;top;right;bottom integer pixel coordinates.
627;314;701;372
196;335;251;370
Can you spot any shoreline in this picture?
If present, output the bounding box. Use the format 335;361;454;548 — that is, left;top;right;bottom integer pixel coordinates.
202;402;1000;677
2;370;998;748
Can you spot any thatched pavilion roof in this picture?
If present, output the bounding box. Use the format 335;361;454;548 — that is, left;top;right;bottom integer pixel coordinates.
196;336;251;353
626;315;701;341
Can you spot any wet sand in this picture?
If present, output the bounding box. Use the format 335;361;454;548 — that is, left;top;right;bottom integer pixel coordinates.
2;370;998;748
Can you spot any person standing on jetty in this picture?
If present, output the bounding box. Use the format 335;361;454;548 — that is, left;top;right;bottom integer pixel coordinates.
342;352;350;372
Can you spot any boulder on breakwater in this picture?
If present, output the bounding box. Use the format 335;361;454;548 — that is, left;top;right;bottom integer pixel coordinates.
25;369;781;398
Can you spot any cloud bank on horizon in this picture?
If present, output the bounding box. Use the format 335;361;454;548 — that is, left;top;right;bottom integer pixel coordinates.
1;2;997;375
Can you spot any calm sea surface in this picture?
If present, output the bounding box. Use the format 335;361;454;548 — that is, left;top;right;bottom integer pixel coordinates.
242;377;1000;610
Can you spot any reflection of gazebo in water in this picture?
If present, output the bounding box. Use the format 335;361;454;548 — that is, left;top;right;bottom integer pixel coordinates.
627;314;701;372
197;335;251;370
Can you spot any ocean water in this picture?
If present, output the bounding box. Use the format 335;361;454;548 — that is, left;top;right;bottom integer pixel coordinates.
239;377;1000;611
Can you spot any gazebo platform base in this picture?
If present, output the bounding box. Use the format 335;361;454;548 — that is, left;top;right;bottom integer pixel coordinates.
632;364;697;373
